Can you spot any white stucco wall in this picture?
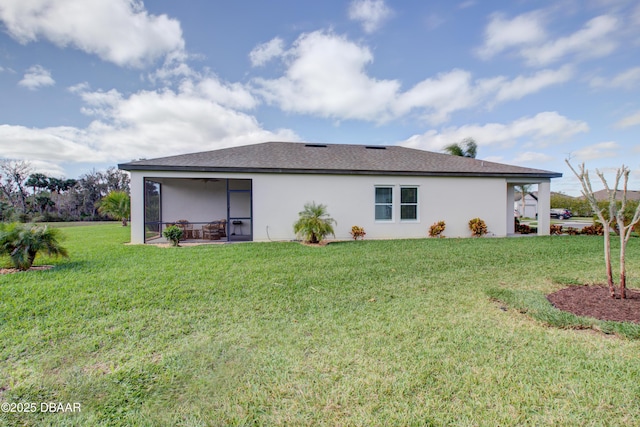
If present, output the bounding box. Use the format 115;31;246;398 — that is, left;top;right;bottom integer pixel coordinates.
128;170;512;243
253;173;507;241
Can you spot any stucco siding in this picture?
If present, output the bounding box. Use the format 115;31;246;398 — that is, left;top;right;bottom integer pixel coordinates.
253;174;507;241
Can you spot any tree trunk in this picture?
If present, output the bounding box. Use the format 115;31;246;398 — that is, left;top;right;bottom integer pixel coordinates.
604;228;615;298
620;231;626;299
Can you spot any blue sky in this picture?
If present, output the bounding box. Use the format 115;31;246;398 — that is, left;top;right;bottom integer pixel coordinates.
1;0;639;195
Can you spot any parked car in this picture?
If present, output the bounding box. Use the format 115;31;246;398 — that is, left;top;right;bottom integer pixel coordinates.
550;208;572;220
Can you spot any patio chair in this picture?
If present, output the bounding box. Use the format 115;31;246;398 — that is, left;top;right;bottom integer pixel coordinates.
202;222;221;240
175;219;193;240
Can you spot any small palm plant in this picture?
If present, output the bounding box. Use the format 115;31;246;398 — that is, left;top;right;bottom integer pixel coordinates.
98;191;131;226
0;223;69;271
293;202;336;244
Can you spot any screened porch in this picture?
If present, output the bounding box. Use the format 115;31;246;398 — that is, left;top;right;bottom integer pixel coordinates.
143;177;253;244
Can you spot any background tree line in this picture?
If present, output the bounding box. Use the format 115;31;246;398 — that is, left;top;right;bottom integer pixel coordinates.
0;159;130;222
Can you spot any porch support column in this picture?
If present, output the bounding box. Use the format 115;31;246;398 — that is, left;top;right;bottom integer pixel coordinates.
129;172;145;244
507;184;516;235
537;180;551;236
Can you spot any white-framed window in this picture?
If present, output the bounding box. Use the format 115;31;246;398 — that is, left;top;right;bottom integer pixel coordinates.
400;186;418;221
375;186;393;221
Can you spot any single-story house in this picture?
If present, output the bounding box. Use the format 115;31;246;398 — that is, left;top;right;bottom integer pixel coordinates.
118;141;562;243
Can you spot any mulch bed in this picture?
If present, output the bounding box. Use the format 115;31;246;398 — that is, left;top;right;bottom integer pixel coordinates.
547;285;640;324
0;265;54;275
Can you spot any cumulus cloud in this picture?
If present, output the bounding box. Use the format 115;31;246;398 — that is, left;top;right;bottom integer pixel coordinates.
252;31;400;122
0;0;185;68
348;0;393;33
18;65;55;90
400;112;589;152
476;11;547;60
393;70;502;124
0;75;298;172
249;38;285;67
252;31;571;125
573;141;620;160
614;110;640;128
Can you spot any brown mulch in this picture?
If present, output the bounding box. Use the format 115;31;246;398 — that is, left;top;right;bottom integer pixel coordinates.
0;265;54;275
547;285;640;324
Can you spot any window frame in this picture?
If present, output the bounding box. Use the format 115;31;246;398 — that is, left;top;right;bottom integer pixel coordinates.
374;186;394;222
400;186;419;222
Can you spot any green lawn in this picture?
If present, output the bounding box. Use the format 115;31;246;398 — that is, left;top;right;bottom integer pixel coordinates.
1;225;639;426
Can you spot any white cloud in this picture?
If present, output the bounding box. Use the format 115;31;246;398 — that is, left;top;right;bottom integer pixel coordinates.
252;31;400;122
400;112;589;151
476;11;547;60
393;70;501;124
493;66;573;103
511;151;556;164
252;31;572;125
0;0;184;68
0;124;104;162
573;141;620;160
348;0;393;34
614;110;640;128
0;76;298;173
521;15;618;66
18;64;55;90
477;11;619;67
249;38;285;67
590;66;640;89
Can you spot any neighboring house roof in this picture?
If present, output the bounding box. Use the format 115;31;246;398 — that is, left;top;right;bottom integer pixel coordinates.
119;141;562;179
514;191;569;202
592;189;640;202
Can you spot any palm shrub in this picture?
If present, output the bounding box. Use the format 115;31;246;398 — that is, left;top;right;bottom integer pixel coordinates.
293;202;336;244
163;225;183;247
468;217;488;237
98;190;131;226
0;222;69;270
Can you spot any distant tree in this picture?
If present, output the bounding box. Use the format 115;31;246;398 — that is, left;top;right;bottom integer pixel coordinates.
293;202;336;244
566;160;640;299
98;191;131;226
25;173;49;195
444;137;477;158
0;160;32;213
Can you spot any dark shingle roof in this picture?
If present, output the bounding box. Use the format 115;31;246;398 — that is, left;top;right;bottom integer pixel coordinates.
118;141;562;178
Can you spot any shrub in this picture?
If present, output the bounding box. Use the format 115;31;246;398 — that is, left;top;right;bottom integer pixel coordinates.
293;202;336;244
163;225;183;246
350;226;366;240
565;227;580;235
581;224;604;236
550;224;563;235
0;222;69;270
517;224;531;234
428;221;446;238
468;217;488;237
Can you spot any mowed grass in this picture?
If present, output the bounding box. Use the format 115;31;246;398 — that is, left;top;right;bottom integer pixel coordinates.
1;225;640;426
